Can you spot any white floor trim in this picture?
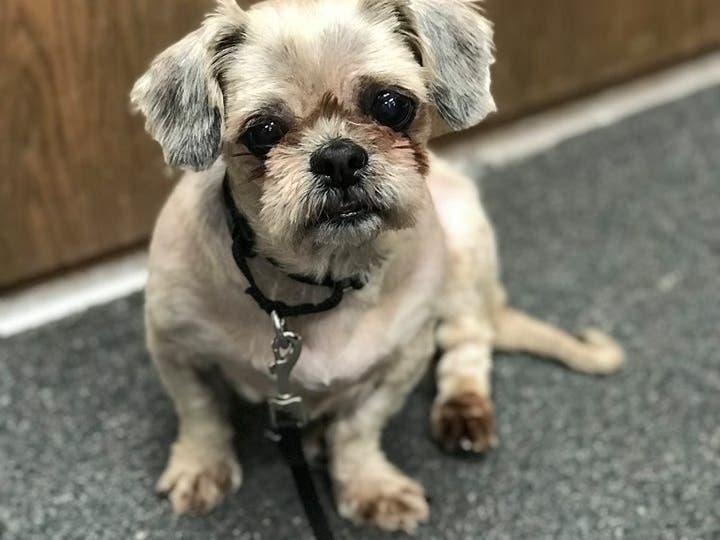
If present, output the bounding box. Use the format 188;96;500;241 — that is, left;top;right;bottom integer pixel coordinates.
438;51;720;168
0;252;148;337
2;51;720;337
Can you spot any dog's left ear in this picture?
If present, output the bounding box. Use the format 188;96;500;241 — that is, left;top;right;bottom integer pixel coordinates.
131;29;224;171
406;0;496;131
131;1;247;171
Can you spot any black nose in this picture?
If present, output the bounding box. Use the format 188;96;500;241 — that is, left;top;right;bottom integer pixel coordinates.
310;139;368;188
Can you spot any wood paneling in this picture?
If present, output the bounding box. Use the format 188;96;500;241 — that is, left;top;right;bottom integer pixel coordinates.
0;0;213;288
1;0;720;288
487;0;720;119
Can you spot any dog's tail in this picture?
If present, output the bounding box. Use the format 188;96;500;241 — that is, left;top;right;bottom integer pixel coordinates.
493;307;625;374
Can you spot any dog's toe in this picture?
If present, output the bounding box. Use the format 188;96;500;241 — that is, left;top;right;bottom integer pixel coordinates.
339;471;429;533
156;445;242;515
431;391;497;453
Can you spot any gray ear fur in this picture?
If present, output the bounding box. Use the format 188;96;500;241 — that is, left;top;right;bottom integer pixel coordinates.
409;0;496;131
131;29;224;171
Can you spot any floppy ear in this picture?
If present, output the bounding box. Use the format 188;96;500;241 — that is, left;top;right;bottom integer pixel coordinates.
131;28;225;171
409;0;496;131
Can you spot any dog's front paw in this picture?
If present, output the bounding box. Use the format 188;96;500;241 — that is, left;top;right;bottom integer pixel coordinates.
156;440;242;515
431;391;497;453
338;468;429;533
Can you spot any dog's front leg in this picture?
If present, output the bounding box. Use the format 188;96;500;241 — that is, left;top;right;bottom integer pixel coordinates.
327;326;434;533
149;336;241;515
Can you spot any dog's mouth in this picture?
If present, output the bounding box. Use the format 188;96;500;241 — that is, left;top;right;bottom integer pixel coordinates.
313;200;382;228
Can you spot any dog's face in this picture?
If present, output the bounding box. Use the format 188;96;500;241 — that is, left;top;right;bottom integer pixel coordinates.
132;0;494;253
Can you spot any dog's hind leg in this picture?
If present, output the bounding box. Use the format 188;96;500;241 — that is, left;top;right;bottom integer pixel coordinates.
493;306;624;375
431;249;501;454
429;158;501;453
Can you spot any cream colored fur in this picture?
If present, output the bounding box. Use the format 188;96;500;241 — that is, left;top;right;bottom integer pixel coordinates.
133;0;623;532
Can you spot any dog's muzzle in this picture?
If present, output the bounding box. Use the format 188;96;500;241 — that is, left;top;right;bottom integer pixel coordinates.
307;139;386;230
309;183;385;230
310;138;368;190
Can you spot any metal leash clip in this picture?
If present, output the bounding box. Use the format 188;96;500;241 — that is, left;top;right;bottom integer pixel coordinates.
268;311;307;429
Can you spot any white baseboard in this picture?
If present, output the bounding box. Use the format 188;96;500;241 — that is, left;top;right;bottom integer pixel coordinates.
0;252;147;337
439;51;720;168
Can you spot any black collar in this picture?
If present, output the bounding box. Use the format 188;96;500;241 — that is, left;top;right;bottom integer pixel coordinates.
222;174;365;318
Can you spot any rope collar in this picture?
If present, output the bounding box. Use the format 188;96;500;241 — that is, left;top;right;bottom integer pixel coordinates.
222;174;365;318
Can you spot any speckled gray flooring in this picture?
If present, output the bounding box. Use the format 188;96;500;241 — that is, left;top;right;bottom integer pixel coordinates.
2;87;720;540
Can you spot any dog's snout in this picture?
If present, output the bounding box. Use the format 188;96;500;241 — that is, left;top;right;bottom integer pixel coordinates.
310;139;368;189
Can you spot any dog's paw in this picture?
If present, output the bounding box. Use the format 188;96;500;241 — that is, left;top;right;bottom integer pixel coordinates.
431;391;497;453
338;469;429;533
576;328;625;375
156;442;242;515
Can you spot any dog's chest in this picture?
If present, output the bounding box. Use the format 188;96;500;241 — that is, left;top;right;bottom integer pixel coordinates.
221;233;445;397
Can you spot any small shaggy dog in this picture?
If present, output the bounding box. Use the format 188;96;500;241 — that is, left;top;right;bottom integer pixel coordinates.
132;0;623;532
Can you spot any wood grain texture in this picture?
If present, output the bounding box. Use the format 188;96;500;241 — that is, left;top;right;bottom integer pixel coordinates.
0;0;213;288
1;0;719;287
487;0;720;118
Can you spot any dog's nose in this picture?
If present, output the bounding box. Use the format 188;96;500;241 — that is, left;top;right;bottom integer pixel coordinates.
310;139;368;189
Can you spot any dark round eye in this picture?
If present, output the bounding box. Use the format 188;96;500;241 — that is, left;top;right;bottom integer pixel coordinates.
242;118;287;158
370;91;416;131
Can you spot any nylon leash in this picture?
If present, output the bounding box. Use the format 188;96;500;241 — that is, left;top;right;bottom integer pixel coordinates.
222;176;343;540
267;313;335;540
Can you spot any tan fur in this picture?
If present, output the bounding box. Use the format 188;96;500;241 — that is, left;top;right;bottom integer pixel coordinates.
132;0;624;532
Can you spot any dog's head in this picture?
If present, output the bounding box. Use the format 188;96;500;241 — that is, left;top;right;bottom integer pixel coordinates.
132;0;494;265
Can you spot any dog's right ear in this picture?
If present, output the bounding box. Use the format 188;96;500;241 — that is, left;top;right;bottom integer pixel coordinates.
131;1;246;171
407;0;496;132
360;0;495;133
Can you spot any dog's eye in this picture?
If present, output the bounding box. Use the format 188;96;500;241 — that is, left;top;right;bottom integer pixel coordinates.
370;91;416;131
242;118;288;158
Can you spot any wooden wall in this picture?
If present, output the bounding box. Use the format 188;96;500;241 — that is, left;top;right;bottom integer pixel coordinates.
1;0;719;288
489;0;720;119
0;0;213;288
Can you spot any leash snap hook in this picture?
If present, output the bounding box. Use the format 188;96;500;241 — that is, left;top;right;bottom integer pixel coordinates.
269;311;307;428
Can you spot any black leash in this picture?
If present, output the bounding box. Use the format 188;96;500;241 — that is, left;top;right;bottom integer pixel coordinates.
222;175;346;540
274;413;335;540
265;313;336;540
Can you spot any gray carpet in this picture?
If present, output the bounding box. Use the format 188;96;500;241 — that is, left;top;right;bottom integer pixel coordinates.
2;87;719;540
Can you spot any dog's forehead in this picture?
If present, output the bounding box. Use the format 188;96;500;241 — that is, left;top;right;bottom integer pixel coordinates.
224;0;426;118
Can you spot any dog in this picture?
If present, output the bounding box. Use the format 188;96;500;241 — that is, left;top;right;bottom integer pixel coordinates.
131;0;624;532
